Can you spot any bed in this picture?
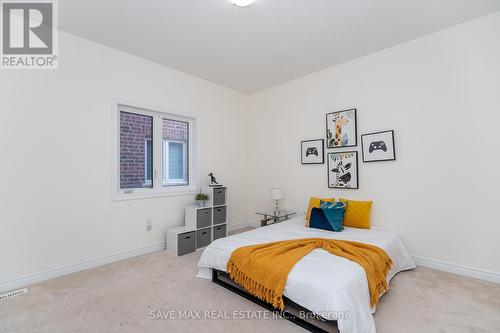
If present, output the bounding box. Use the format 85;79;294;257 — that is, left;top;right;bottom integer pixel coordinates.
197;216;416;333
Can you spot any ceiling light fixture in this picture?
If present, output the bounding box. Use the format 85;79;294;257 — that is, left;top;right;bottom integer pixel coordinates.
231;0;255;7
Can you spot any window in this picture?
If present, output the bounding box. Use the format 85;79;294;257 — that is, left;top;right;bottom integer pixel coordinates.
163;118;189;186
164;140;188;185
145;139;153;185
115;104;198;199
119;112;153;190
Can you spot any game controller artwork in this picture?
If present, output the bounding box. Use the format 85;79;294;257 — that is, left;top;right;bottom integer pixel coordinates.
301;139;324;164
306;147;318;156
368;141;387;153
361;130;395;162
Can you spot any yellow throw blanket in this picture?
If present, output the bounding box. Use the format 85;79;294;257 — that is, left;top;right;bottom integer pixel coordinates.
227;238;392;311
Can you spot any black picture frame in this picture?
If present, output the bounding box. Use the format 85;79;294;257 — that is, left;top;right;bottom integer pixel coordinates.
325;108;358;149
361;130;396;162
327;151;359;189
301;139;325;164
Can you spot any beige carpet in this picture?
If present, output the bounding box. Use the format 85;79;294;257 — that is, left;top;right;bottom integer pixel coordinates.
1;237;500;333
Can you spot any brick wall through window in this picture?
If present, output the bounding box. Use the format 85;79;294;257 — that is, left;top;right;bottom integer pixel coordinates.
120;113;189;189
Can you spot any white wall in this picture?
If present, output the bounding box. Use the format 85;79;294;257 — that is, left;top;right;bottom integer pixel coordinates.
1;12;499;288
245;13;500;273
0;31;248;283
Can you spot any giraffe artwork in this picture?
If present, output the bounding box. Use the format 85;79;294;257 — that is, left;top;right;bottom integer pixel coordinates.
326;108;357;148
332;114;349;147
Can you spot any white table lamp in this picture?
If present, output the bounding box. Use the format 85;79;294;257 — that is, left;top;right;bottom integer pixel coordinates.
271;188;284;214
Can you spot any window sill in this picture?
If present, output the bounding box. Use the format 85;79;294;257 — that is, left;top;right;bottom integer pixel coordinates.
163;182;189;186
112;187;199;202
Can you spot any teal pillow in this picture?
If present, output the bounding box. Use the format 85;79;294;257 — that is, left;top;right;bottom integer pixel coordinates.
320;200;338;209
309;201;346;232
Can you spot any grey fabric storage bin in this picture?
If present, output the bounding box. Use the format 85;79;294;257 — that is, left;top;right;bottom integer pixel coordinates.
178;232;196;256
213;206;227;225
213;188;226;206
213;225;226;241
196;228;212;249
197;208;212;229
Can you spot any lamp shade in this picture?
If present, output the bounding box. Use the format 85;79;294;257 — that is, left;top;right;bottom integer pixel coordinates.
271;188;283;200
231;0;255;7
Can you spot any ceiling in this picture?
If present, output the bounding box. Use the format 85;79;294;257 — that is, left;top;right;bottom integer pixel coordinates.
59;0;500;93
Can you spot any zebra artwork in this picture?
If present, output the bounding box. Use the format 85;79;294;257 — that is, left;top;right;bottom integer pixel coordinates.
328;151;359;189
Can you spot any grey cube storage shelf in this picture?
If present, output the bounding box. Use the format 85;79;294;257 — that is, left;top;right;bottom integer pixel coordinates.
167;186;229;256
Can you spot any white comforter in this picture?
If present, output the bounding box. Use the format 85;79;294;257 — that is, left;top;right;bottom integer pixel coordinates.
197;216;416;333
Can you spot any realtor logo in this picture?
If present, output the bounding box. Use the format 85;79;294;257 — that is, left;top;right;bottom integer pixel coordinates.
1;0;58;69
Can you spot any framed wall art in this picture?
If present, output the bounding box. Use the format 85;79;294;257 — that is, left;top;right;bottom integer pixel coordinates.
326;108;357;149
327;151;359;189
301;139;324;164
361;130;396;162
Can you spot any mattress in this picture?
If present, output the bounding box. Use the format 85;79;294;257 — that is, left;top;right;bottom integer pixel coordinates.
197;216;416;333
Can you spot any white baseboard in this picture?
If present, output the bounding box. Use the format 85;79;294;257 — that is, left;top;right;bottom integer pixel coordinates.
1;223;258;294
413;256;500;284
4;236;498;294
0;241;165;293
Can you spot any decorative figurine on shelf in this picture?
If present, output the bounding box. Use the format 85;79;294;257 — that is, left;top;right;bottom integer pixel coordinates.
208;173;222;187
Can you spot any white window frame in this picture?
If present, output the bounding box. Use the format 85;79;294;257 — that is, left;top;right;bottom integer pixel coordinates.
163;139;188;186
112;101;200;201
144;139;153;187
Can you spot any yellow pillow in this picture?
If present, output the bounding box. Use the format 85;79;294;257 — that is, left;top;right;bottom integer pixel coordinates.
339;198;373;229
305;197;335;226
